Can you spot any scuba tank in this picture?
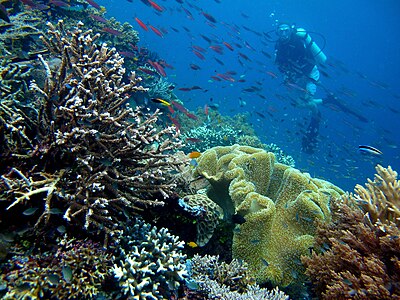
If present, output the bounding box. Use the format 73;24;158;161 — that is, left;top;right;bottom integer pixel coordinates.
296;28;327;64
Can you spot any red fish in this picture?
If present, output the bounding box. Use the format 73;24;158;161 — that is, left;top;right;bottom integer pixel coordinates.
171;101;189;114
137;67;157;75
192;45;206;53
266;71;278;79
178;87;192;91
153;61;166;76
209;45;223;54
149;0;164;12
186;113;198;120
193;50;205;60
135;17;148;31
159;60;174;69
86;0;101;9
89;14;108;23
190;64;201;70
118;51;136;58
149;25;163;38
210;76;222;81
182;6;194;20
168;114;181;131
238;52;251;61
102;27;122;36
204;104;209;116
147;60;166;77
223;42;234;51
49;0;69;7
201;11;217;23
216;73;235;82
168;105;175;114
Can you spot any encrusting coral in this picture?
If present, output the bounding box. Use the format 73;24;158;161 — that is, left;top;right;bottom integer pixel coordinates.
193;144;344;286
0;20;183;240
302;164;400;299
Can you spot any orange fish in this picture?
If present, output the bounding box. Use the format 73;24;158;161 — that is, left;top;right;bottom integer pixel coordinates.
188;151;201;159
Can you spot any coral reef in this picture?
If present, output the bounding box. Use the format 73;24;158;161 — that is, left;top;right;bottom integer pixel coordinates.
146;76;176;101
186;254;289;300
112;219;188;299
181;123;295;166
178;194;224;247
0;21;183;239
353;164;400;227
0;10;45;60
181;123;238;153
1;237;113;299
302;165;400;299
193;144;344;286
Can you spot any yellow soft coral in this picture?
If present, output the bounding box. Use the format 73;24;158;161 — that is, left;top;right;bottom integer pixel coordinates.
193;145;344;286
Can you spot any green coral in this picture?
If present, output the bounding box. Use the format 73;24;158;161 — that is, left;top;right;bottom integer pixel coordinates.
193;145;344;286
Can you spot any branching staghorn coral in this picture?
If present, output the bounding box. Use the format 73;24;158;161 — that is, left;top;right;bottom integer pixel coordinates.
0;20;183;238
0;60;38;158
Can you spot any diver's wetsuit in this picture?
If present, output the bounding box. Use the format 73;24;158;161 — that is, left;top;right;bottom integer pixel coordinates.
275;30;322;153
301;110;321;154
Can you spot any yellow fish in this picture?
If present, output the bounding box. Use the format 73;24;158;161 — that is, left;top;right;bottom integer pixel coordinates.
187;241;198;248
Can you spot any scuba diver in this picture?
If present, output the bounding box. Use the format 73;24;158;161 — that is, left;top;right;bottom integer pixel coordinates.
274;23;327;154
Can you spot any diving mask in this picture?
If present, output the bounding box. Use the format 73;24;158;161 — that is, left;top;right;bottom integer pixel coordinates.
277;24;292;41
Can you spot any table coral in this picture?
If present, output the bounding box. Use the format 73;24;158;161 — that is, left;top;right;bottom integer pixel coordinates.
193;144;344;286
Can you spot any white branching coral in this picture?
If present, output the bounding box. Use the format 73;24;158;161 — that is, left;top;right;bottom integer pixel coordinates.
113;220;187;299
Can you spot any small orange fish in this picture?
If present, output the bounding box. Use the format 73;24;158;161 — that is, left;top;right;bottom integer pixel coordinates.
188;151;201;159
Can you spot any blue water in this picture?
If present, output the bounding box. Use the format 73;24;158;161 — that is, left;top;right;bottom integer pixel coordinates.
97;0;400;192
